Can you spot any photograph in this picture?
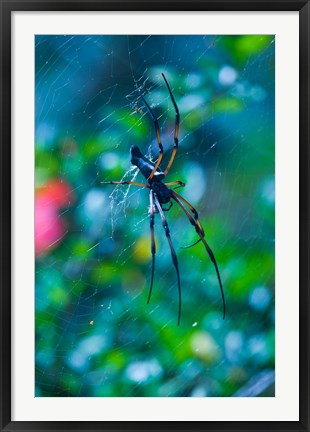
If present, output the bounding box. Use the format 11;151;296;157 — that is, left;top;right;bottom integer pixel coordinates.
35;34;275;397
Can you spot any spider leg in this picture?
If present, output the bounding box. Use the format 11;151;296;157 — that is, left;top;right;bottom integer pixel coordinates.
165;181;185;191
172;194;226;320
153;193;181;325
162;73;180;177
101;181;150;188
172;190;203;248
172;191;205;236
147;190;156;304
140;95;164;181
181;238;202;249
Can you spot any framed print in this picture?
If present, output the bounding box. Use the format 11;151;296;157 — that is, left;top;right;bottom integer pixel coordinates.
1;0;309;431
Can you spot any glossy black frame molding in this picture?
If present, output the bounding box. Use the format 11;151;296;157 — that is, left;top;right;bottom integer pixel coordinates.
1;0;309;431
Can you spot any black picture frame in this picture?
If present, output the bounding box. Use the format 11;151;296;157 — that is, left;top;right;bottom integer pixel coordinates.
1;0;309;431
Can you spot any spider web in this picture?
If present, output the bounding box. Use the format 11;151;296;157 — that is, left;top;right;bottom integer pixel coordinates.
35;35;275;397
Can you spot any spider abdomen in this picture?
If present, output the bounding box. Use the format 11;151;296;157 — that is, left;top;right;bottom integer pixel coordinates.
130;145;165;181
152;182;173;204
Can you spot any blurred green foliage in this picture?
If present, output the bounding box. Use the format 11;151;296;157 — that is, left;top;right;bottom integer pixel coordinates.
35;35;275;397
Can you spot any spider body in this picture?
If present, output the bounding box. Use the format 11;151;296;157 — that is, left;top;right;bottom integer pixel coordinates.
103;73;226;325
130;145;165;182
131;145;172;204
150;181;173;205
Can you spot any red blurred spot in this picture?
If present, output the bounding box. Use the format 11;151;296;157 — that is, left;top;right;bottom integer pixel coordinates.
35;179;74;256
36;179;74;207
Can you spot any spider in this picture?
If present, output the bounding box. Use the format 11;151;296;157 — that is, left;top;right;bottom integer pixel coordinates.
102;73;225;325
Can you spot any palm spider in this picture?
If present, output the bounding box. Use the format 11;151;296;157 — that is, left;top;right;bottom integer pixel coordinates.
103;74;225;325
